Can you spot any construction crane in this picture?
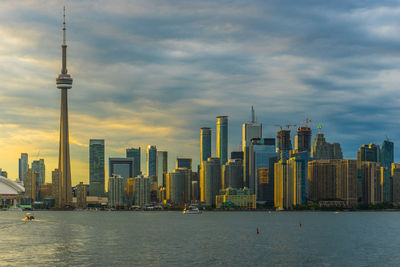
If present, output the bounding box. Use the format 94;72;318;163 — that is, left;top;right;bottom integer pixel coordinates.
300;118;312;128
285;124;296;130
274;124;283;130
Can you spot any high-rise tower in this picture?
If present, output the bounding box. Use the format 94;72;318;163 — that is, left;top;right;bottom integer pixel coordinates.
242;106;262;187
200;127;212;162
56;7;73;207
216;116;228;165
90;139;105;197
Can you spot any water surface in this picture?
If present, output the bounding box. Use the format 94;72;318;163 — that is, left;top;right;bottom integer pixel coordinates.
1;211;399;266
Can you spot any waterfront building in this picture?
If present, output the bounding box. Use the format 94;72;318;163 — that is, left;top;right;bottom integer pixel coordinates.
308;160;337;202
156;151;168;187
222;159;243;189
166;170;185;203
200;157;221;206
176;157;192;170
146;145;157;182
231;151;244;160
295;126;312;153
380;140;394;202
249;138;277;201
242;106;262;187
335;160;358;206
274;160;286;209
134;175;150;207
311;133;343;160
257;168;269;202
56;9;73;208
125;178;136;205
89;139;105;197
277;129;292;161
126;147;141;177
192;180;200;202
360;162;382;205
166;168;192;203
108;174;124;208
0;176;25;207
39;183;53;201
287;157;307;206
274;157;305;210
216;188;256;209
76;182;87;208
200;127;212;162
217;116;228;165
51;169;61;207
24;168;36;203
109;158;134;189
18;153;28;184
31;159;45;188
392;163;400;205
308;159;357;206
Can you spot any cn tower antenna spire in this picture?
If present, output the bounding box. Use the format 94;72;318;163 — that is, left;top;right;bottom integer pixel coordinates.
63;6;66;44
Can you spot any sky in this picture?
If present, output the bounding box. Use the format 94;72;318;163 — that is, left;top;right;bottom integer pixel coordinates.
0;0;399;186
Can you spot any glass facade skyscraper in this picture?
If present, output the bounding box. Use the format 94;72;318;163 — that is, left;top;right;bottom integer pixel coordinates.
217;116;228;166
242;107;262;187
200;127;212;162
18;153;28;184
31;159;45;189
381;140;394;202
126;147;141;177
109;158;134;189
157;151;168;187
146;145;157;182
89;139;105;196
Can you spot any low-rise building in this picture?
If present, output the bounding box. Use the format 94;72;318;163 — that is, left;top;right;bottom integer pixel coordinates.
216;188;256;209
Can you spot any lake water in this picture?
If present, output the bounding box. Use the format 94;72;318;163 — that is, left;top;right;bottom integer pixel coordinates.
1;211;399;266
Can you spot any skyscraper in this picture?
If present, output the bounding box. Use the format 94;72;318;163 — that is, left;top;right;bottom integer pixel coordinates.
277;129;292;161
31;159;45;189
24;168;37;203
156;151;168;187
200;157;221;206
146;145;157;181
222;159;243;189
200;127;212;162
56;8;73;207
108;174;124;208
89;139;105;197
109;158;134;188
216;116;228;165
311;133;343;160
126;147;141;177
295;126;312;152
380;140;394;202
249;138;277;200
18;153;28;184
242;106;262;187
357;143;380;168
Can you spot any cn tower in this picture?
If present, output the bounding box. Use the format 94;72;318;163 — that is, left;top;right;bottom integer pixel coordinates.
56;7;73;207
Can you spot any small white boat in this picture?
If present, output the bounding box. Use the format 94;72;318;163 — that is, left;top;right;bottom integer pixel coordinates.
183;206;202;214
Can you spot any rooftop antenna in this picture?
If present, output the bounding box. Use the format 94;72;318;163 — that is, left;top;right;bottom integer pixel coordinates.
251;106;255;123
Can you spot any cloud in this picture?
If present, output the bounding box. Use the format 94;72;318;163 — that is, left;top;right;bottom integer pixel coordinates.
0;0;399;186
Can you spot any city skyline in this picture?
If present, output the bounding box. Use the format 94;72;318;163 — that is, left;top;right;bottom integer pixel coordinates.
0;1;399;185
